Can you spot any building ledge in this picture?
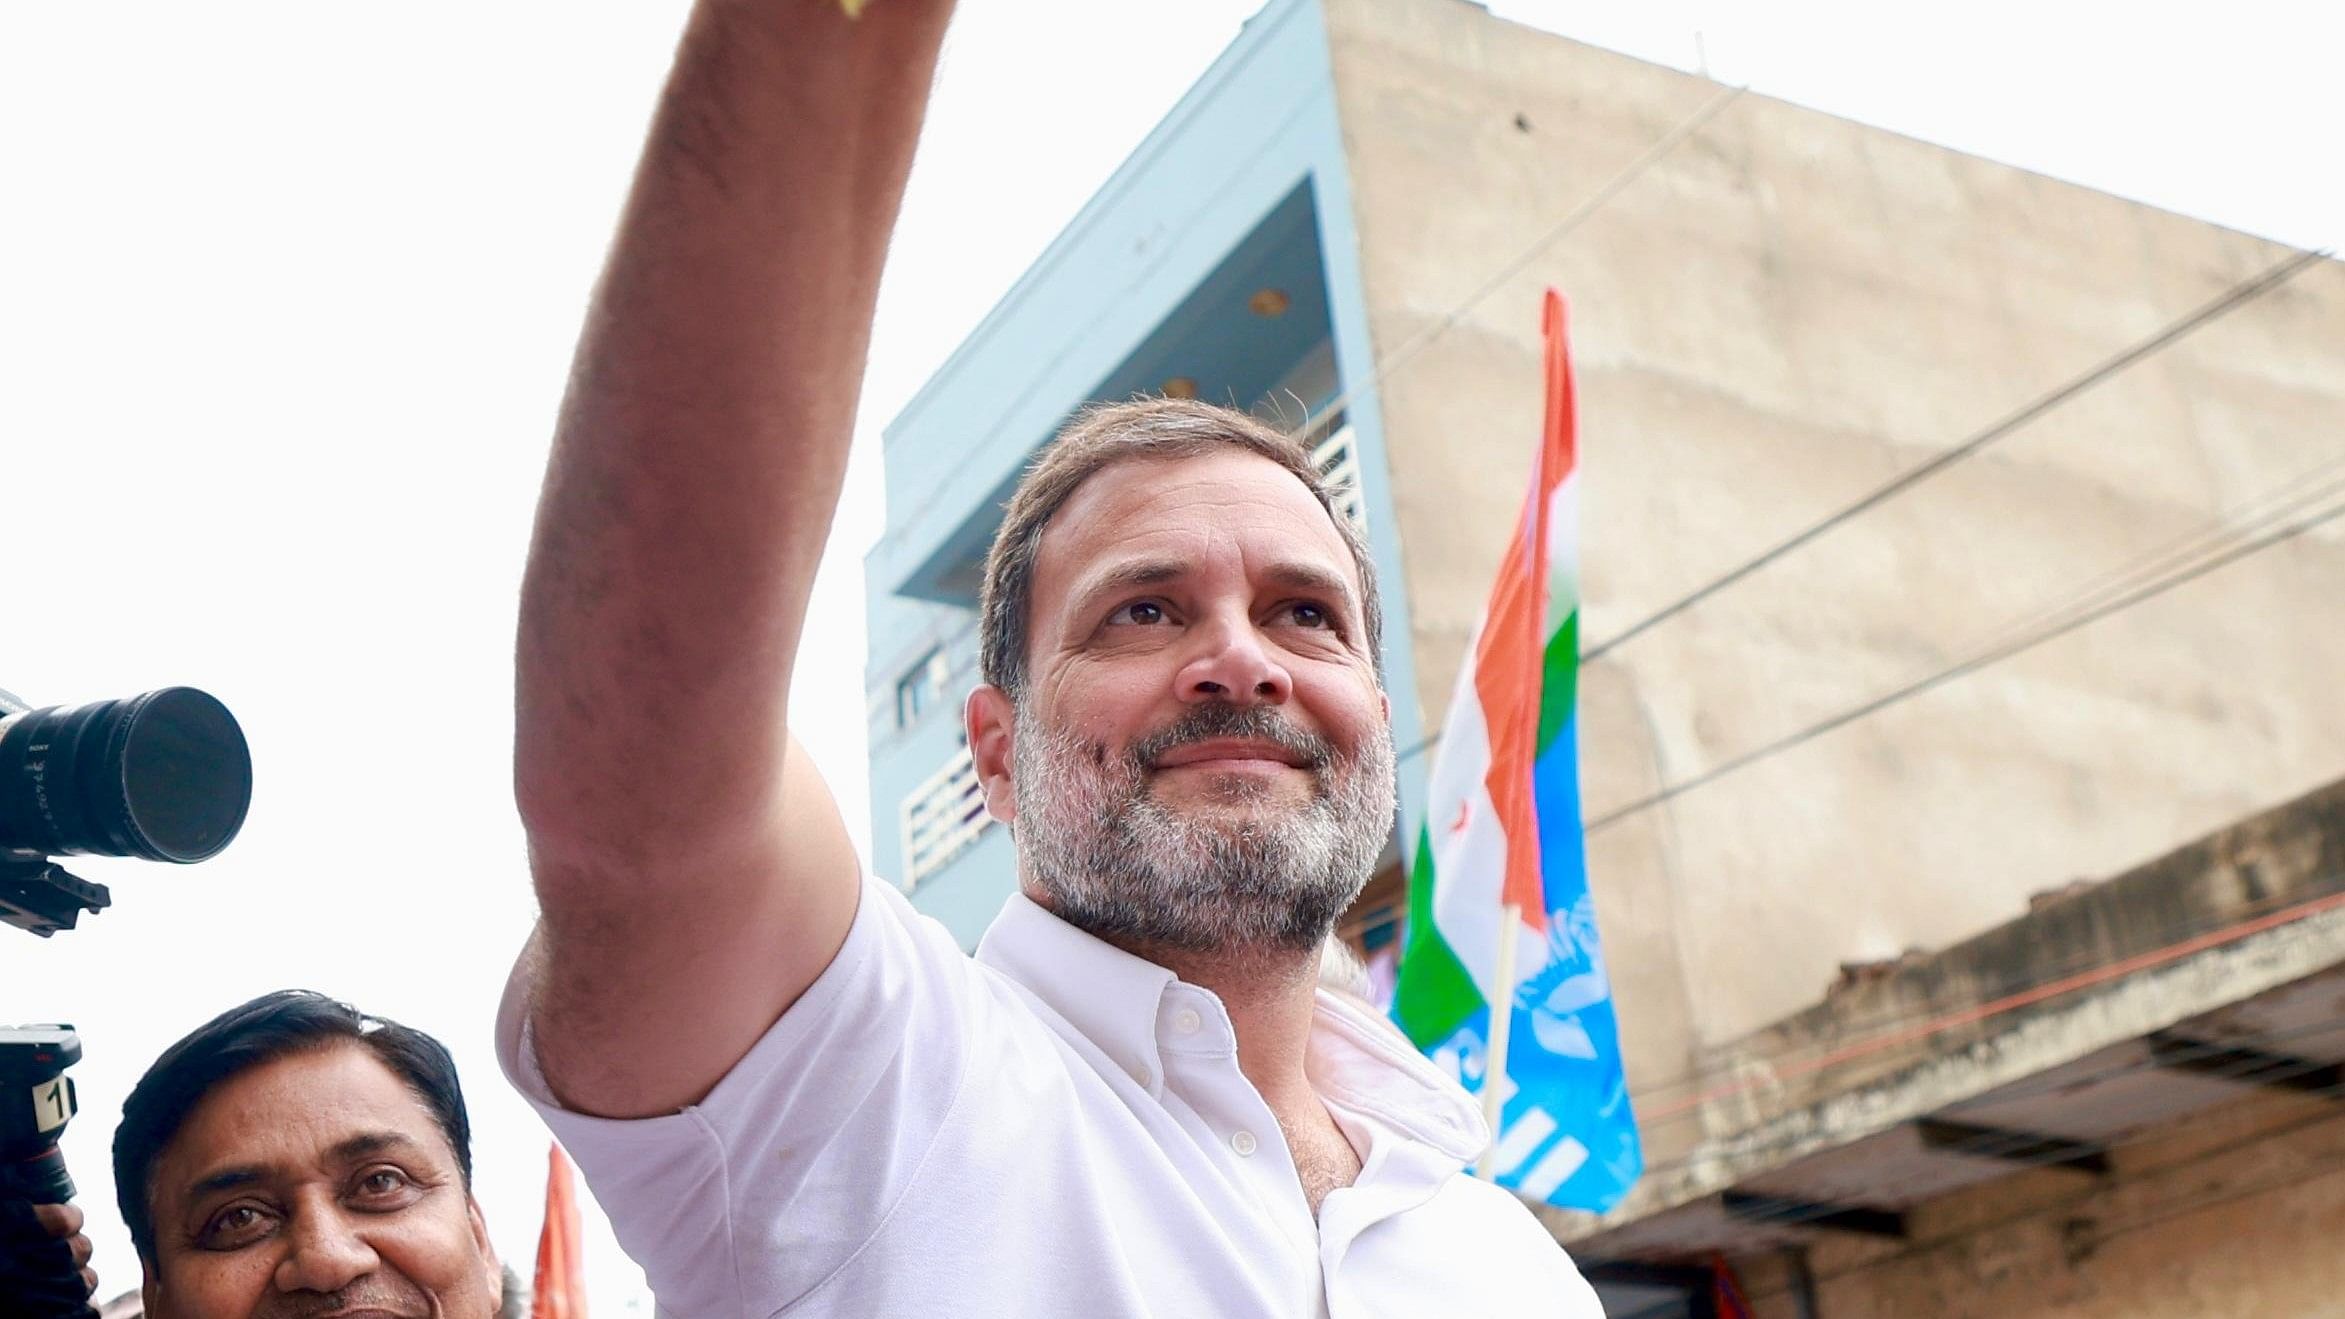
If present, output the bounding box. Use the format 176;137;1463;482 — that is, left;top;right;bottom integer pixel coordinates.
1553;777;2345;1256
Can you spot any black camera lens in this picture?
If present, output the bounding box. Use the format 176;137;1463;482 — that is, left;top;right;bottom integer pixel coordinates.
0;688;252;863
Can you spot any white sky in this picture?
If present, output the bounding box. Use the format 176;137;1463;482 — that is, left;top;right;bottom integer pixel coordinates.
1;1;2335;1310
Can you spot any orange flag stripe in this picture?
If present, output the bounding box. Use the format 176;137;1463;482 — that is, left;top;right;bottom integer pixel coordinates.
532;1141;587;1319
1468;290;1579;930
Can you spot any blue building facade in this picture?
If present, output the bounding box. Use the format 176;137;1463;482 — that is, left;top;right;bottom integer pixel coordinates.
861;0;1431;947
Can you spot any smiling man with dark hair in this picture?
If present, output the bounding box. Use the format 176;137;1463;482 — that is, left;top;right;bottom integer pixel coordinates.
110;990;501;1319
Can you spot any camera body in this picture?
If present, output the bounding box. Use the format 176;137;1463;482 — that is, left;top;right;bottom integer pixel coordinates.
0;1026;81;1205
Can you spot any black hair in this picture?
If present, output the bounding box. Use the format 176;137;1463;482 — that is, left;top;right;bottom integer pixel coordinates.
111;989;473;1262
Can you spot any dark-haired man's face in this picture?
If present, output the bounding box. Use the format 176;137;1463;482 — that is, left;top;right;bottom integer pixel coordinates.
141;1041;499;1319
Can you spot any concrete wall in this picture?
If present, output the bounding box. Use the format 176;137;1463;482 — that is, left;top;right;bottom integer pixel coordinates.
1322;0;2345;1149
1559;780;2345;1240
1732;1087;2345;1319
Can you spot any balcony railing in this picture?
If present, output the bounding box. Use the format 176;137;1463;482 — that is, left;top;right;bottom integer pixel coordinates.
900;742;993;891
1312;423;1366;532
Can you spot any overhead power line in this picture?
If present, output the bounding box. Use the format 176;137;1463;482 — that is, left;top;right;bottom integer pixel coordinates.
1348;808;2345;1128
1344;840;2345;1112
1358;457;2345;1110
1302;82;1748;442
1581;244;2332;665
1626;881;2345;1134
1583;491;2345;835
1327;95;2344;1176
1953;452;2345;669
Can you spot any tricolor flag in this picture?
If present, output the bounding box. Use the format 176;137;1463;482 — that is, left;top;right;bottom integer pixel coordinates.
531;1142;588;1319
1390;289;1642;1212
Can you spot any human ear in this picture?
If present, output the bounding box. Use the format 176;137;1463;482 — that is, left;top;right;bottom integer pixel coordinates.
466;1196;502;1300
966;685;1019;825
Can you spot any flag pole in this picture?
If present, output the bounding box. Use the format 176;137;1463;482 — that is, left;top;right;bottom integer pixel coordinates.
1475;901;1523;1179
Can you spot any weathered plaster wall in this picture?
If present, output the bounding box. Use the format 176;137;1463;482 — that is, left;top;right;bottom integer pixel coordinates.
1552;783;2345;1243
1719;779;2345;1122
1733;1089;2345;1319
1321;0;2345;1155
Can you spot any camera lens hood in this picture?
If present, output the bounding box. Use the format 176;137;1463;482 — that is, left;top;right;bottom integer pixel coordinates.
0;687;253;863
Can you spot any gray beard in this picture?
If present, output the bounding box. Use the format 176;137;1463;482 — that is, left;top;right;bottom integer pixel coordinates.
1011;701;1397;954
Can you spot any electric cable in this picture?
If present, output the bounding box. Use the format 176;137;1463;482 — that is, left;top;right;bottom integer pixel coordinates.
1610;801;2345;1118
1351;859;2345;1143
1946;454;2345;670
1574;446;2345;856
1354;790;2345;1129
1623;877;2345;1149
1579;245;2331;665
1299;104;2345;1259
1582;494;2345;835
1298;82;1749;442
1353;463;2345;1108
1625;871;2345;1110
1273;73;1737;452
1387;412;2340;785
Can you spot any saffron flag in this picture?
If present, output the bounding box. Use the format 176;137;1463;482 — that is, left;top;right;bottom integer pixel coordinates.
531;1142;587;1319
1390;289;1642;1211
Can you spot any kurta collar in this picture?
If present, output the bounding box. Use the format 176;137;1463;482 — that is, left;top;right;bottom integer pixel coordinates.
976;888;1492;1168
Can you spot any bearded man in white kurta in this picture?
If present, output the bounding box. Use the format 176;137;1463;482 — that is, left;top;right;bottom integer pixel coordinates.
499;3;1604;1315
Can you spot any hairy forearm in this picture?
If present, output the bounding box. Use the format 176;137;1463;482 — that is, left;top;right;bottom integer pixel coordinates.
517;0;952;873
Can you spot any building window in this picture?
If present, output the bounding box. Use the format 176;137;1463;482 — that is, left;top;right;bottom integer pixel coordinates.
895;648;951;730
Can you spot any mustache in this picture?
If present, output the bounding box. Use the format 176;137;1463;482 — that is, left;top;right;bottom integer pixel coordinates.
255;1285;428;1319
1127;703;1335;774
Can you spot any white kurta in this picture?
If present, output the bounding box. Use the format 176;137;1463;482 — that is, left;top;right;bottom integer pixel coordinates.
497;878;1605;1318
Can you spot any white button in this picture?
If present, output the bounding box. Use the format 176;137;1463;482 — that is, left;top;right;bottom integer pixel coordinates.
1173;1008;1202;1035
1132;1065;1153;1090
1231;1130;1258;1157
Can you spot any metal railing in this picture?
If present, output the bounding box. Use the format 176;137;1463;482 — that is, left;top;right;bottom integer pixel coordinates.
1312;423;1366;532
899;742;993;891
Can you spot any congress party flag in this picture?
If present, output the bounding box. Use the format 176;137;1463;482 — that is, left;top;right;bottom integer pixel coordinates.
531;1142;588;1319
1390;289;1642;1212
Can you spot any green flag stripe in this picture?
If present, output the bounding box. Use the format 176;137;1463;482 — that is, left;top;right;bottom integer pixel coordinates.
1391;823;1486;1048
1534;610;1578;758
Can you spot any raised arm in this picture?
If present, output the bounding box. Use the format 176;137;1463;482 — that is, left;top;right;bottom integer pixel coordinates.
514;0;953;1118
